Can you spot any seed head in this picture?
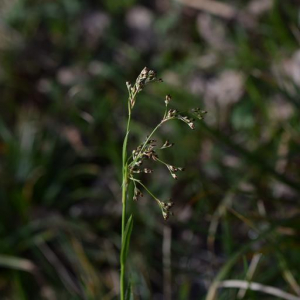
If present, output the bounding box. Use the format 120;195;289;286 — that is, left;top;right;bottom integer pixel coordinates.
143;149;158;161
135;160;143;167
165;163;184;179
165;94;172;106
143;168;153;174
177;114;195;130
135;67;162;92
126;81;131;90
126;67;206;221
133;187;143;201
160;200;174;220
191;108;207;120
129;67;162;107
165;109;178;120
188;122;195;130
147;139;157;144
160;140;174;149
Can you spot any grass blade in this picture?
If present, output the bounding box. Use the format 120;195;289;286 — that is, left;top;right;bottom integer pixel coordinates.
122;131;129;166
0;255;36;273
125;280;133;300
121;215;133;265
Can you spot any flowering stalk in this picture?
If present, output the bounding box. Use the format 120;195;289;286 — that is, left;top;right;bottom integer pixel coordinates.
120;68;206;299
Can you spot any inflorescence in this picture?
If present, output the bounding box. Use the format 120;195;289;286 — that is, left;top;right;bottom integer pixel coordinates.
126;67;206;220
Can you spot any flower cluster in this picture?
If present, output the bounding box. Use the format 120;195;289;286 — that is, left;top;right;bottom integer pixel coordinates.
126;67;206;220
160;140;174;149
163;109;196;129
166;164;184;180
165;94;172;106
131;167;153;174
132;138;158;162
133;186;143;201
159;201;174;220
126;67;162;108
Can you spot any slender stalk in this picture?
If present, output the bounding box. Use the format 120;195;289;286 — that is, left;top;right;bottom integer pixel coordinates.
120;170;127;300
130;177;160;204
120;101;131;300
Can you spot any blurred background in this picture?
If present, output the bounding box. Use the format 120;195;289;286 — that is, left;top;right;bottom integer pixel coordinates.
0;0;300;299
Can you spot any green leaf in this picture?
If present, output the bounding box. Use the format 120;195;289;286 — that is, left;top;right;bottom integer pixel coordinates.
0;255;36;273
122;131;129;166
121;215;133;265
125;280;133;300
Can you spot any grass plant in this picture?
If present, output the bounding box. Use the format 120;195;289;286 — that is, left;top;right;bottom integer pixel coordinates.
120;67;206;299
0;1;300;299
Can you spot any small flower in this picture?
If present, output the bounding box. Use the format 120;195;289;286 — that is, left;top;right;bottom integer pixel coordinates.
129;67;162;108
167;164;184;173
191;108;207;120
177;114;195;130
135;160;143;167
165;94;172;106
159;200;174;220
188;122;195;130
143;168;153;174
126;81;132;92
168;165;176;172
147;139;157;144
135;67;162;92
165;164;184;179
160;140;174;149
133;187;143;201
132;149;140;160
145;150;158;161
166;109;179;119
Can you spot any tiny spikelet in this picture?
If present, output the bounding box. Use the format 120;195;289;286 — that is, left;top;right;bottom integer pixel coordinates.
191;108;207;120
165;94;172;106
129;67;163;108
133;187;143;201
160;140;174;149
160;201;174;220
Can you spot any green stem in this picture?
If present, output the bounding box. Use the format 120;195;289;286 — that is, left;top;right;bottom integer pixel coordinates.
120;101;131;300
120;91;167;298
130;177;161;205
120;173;127;300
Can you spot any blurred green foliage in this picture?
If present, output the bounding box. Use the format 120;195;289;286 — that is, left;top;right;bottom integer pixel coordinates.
0;0;300;299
